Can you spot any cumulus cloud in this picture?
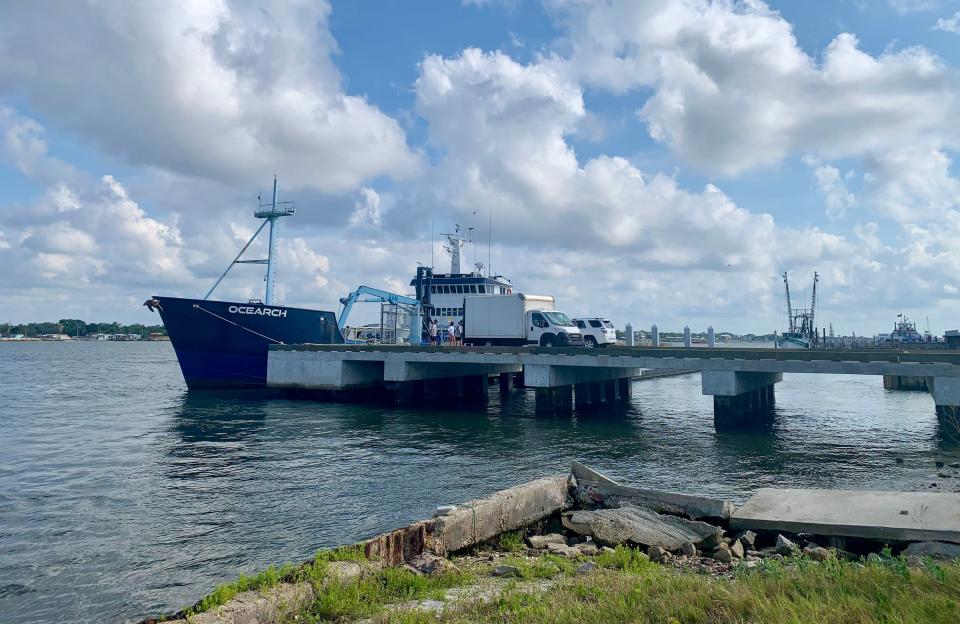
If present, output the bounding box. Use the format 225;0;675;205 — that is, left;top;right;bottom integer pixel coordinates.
0;0;421;192
544;0;959;176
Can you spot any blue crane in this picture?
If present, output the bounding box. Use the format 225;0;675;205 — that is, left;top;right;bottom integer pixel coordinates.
337;286;420;331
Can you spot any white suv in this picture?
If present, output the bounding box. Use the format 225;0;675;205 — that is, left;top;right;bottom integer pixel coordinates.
573;318;617;348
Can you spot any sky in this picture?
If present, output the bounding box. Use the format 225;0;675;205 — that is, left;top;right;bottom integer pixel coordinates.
1;0;959;335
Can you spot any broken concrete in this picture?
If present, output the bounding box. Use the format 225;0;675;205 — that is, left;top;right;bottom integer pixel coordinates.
163;582;315;624
571;461;734;520
432;475;573;555
732;488;960;544
902;541;960;560
561;504;723;551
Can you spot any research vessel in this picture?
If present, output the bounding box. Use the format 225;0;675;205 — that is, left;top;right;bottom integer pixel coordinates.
146;178;342;389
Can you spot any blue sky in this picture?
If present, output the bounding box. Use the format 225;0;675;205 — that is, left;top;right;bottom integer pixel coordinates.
1;0;959;334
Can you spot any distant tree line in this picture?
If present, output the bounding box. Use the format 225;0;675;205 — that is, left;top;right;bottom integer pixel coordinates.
0;319;167;337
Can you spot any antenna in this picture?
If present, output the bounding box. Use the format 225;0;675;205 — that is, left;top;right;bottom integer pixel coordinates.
488;207;492;277
431;219;434;268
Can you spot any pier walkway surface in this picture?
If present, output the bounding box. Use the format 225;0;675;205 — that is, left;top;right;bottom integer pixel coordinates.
267;345;960;434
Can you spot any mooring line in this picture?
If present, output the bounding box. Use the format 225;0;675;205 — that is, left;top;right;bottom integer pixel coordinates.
192;304;285;344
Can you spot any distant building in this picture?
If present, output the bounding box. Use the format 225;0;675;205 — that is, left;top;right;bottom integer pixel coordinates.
946;330;960;350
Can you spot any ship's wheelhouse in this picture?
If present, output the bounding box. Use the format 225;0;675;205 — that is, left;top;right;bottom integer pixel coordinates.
411;273;513;322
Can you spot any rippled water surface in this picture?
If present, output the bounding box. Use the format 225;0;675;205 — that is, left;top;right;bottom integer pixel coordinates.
1;341;958;623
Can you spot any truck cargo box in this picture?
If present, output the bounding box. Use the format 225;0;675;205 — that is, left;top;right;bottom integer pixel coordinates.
464;294;555;342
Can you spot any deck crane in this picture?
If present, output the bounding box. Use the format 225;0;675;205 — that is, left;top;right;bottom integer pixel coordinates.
337;286;421;332
810;271;819;343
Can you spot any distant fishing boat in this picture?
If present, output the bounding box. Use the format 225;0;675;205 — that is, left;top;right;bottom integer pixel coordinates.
776;271;819;349
146;178;342;389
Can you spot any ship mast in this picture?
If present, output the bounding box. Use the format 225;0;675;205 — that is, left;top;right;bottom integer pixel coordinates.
203;176;295;304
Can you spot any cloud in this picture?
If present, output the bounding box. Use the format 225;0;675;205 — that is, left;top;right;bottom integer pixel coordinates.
0;0;421;193
544;1;960;176
805;157;856;219
934;11;960;32
889;0;941;14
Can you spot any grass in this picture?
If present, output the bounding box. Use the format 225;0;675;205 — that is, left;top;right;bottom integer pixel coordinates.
411;551;960;624
179;544;960;624
179;544;369;616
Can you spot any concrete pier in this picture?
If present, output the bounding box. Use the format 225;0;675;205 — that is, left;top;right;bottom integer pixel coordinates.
883;375;930;391
268;345;960;436
702;371;781;427
929;377;960;439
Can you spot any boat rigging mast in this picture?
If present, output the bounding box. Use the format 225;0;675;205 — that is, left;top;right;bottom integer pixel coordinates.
782;272;794;332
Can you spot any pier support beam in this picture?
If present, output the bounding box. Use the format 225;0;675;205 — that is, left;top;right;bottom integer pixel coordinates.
463;375;489;401
883;375;930;391
535;386;573;413
702;371;782;429
929;377;960;440
499;372;513;394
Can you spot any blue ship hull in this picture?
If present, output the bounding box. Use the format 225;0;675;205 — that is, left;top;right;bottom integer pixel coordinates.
153;296;342;389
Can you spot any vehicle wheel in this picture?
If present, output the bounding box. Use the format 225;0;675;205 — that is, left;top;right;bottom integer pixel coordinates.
584;336;597;348
540;335;555;348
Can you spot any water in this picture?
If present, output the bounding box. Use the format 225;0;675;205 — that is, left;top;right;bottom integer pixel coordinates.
1;341;957;623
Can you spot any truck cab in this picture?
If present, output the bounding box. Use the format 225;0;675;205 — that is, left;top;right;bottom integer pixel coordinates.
529;310;584;347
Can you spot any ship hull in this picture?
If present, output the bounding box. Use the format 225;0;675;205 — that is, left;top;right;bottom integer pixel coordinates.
153;296;342;389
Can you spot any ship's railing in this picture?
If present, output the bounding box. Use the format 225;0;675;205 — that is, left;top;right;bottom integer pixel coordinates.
255;200;296;218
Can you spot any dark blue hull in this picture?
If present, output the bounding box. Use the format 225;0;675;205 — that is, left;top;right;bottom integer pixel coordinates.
153;296;342;389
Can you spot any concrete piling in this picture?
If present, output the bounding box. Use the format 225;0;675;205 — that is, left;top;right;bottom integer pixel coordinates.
883;375;930;391
708;326;715;348
683;326;691;348
625;322;634;347
498;372;513;394
651;324;659;347
535;386;573;413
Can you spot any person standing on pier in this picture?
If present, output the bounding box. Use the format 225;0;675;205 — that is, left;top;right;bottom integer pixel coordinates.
447;320;456;346
429;319;438;347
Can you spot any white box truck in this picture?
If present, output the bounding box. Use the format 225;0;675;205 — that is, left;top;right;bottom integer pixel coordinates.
463;294;584;347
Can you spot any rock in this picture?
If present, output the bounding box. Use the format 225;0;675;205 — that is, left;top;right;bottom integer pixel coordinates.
526;533;568;549
576;562;596;575
492;564;521;578
562;504;723;551
734;530;757;550
802;546;832;561
902;541;960;561
600;546;616;555
679;541;697;557
326;561;363;585
546;542;580;559
768;553;785;561
775;535;798;556
434;505;457;517
406;553;455;576
576;542;599;556
744;559;759;568
713;548;733;563
647;545;668;563
746;550;763;558
867;552;882;564
730;540;745;560
714;542;730;553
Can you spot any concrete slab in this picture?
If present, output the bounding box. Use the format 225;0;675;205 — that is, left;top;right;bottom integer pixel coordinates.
731;488;960;544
